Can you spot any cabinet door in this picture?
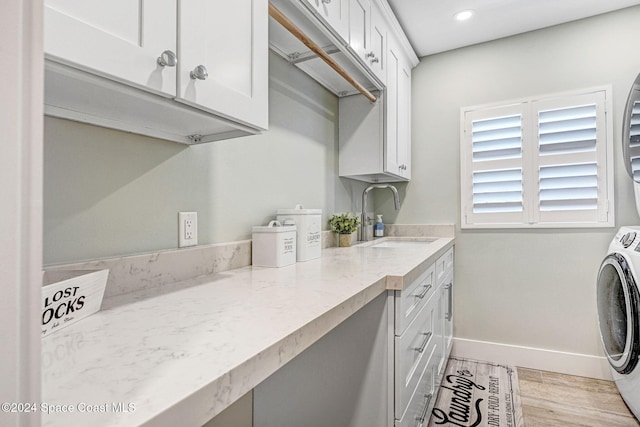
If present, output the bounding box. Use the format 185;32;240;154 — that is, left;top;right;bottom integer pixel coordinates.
398;57;412;179
369;4;387;84
385;36;411;178
177;0;268;130
385;37;400;175
303;0;349;42
442;271;454;358
349;0;371;62
44;0;177;96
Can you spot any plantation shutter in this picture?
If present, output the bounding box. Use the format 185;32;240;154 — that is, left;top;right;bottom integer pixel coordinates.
533;91;609;224
461;88;613;228
462;104;527;225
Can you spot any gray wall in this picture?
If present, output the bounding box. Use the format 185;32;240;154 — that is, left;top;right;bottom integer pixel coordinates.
377;6;640;358
44;53;366;265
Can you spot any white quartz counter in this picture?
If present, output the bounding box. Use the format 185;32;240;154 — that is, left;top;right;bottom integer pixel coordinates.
42;236;454;426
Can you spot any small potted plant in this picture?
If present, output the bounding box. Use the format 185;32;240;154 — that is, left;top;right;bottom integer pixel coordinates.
328;212;361;247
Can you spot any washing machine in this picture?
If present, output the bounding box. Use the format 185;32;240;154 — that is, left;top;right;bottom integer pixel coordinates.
597;226;640;418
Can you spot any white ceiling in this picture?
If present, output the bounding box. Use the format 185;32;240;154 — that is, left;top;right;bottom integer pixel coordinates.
386;0;640;57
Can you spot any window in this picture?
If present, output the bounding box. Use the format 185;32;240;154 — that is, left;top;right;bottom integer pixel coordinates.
460;87;614;228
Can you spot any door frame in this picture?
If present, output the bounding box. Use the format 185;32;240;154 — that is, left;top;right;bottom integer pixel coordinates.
0;0;43;425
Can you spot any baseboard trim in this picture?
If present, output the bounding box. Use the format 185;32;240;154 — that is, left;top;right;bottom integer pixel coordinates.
451;337;613;381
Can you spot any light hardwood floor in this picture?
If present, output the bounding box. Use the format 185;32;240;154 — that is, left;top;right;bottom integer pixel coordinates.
518;367;639;426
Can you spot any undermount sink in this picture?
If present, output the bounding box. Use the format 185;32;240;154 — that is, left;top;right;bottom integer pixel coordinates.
367;238;436;248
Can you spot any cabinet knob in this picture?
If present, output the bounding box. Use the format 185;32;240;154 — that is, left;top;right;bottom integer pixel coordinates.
157;50;177;67
190;65;209;81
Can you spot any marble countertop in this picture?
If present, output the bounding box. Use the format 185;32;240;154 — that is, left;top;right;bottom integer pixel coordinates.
41;236;454;426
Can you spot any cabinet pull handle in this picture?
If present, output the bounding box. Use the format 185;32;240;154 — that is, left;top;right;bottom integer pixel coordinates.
446;282;453;321
157;50;177;67
366;51;375;58
370;57;379;64
416;332;432;353
190;65;209;80
416;393;433;426
417;284;432;299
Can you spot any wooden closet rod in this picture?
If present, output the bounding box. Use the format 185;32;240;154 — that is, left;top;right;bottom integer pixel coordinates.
268;2;378;103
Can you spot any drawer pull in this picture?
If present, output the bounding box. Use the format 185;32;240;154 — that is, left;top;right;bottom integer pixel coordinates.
416;393;433;426
417;284;432;299
416;332;432;353
445;282;453;321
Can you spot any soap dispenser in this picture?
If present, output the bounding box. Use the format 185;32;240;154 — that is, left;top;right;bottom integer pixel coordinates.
373;215;384;237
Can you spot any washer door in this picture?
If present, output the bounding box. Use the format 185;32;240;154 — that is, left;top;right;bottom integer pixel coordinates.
597;253;640;374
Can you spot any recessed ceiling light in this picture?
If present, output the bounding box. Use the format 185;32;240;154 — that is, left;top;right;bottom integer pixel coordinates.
454;10;474;21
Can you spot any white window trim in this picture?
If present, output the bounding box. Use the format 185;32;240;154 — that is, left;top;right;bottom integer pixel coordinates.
460;86;615;229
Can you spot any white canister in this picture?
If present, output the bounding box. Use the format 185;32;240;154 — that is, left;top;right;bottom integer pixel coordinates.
252;220;297;267
276;205;322;262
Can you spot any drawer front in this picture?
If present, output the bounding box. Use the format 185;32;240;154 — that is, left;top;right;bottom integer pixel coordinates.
395;345;436;427
435;247;453;286
395;264;435;336
395;291;437;416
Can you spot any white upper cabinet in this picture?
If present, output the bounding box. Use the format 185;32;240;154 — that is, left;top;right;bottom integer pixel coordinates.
338;9;414;183
368;4;387;85
302;0;349;42
385;35;411;179
177;0;268;130
44;0;268;144
398;54;412;179
45;0;177;96
349;0;372;65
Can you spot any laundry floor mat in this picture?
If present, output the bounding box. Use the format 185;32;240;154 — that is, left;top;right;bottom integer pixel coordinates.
428;357;524;427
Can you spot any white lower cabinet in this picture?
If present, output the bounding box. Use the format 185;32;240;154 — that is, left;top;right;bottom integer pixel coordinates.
252;246;454;427
396;348;437;427
393;246;454;426
394;290;438;422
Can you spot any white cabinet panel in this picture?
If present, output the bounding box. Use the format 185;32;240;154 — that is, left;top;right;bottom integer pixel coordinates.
45;0;177;95
349;0;371;62
386;39;400;174
398;58;412;179
369;4;387;84
395;292;438;419
395;264;435;336
395;348;436;427
435;247;454;370
442;270;454;358
435;247;453;286
303;0;349;41
177;0;268;130
385;35;411;179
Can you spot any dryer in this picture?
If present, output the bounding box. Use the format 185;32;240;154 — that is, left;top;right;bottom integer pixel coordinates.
597;226;640;418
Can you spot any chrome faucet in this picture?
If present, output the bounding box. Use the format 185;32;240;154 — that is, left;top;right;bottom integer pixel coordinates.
360;184;401;241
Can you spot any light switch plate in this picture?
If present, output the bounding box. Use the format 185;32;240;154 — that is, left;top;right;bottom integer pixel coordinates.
178;212;198;247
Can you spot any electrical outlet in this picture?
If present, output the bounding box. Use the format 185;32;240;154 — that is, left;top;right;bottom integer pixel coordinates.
178;212;198;247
